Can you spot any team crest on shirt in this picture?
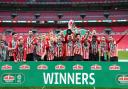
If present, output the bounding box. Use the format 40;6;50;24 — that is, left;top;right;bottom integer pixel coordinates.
91;64;102;70
37;64;48;70
73;64;83;70
19;64;30;70
1;64;12;70
109;64;120;70
55;64;65;70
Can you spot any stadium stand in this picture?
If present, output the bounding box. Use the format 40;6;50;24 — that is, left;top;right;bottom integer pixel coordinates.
0;11;128;21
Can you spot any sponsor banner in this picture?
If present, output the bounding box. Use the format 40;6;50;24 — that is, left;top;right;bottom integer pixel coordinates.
1;64;12;70
2;73;25;84
116;74;128;85
0;62;128;88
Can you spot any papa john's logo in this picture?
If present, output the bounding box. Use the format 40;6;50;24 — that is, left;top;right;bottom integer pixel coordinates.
19;64;30;70
1;64;12;70
73;64;83;70
91;64;102;70
116;74;128;85
3;75;15;82
55;64;65;70
109;64;120;70
37;64;48;70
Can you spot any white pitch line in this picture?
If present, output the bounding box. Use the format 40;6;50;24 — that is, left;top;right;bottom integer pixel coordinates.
118;59;128;62
42;86;45;89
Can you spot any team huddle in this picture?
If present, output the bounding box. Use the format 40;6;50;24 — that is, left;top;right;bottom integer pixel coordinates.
0;20;128;62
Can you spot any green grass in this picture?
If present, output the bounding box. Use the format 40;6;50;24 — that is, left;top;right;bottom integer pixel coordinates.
118;51;128;59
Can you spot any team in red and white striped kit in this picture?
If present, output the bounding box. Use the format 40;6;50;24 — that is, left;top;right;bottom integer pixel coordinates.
0;20;128;62
81;33;90;61
54;35;64;61
8;32;18;61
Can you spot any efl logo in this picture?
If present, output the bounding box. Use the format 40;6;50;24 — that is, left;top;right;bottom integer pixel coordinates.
91;64;102;70
19;64;30;70
1;65;12;70
109;64;120;70
73;64;83;70
4;75;14;82
37;64;48;70
117;75;128;85
55;64;65;70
